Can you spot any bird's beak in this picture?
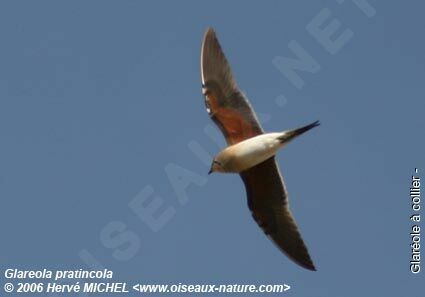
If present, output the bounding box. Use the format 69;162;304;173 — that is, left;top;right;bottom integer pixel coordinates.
280;121;320;144
208;168;213;175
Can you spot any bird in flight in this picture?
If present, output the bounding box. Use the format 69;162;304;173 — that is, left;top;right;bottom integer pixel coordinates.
200;28;319;271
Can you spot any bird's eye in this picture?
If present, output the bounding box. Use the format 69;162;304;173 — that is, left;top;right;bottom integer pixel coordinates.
213;160;222;166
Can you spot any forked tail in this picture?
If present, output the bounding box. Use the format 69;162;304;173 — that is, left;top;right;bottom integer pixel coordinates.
278;121;320;143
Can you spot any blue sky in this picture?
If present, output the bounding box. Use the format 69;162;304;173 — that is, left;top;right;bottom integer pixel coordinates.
0;1;424;296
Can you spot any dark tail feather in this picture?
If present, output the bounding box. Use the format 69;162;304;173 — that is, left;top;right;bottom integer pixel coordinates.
278;121;320;143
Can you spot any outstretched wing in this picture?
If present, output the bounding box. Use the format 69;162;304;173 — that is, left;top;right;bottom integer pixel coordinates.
201;28;315;271
201;27;263;145
241;157;316;271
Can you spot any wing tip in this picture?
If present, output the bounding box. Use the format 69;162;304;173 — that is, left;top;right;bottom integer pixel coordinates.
201;27;219;85
300;261;317;271
284;248;317;271
290;243;317;271
285;247;316;271
202;27;217;46
204;27;216;37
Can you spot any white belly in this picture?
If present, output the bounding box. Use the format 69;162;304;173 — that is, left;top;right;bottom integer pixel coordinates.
222;133;283;172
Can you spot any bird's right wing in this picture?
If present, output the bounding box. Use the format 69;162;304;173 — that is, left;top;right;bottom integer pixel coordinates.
240;157;316;271
201;27;263;145
202;27;316;271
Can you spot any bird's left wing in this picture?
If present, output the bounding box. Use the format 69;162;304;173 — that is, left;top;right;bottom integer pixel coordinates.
201;27;263;145
241;158;316;271
201;27;316;271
